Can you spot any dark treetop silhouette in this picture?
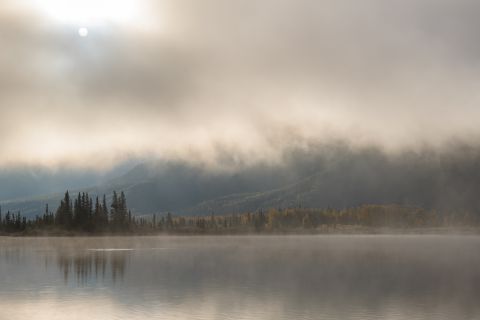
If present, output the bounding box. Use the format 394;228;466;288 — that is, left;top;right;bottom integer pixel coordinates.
0;190;478;235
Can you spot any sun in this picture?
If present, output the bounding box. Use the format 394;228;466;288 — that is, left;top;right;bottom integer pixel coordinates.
78;27;88;37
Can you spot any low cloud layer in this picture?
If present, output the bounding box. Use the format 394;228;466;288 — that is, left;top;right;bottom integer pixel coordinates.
1;0;480;168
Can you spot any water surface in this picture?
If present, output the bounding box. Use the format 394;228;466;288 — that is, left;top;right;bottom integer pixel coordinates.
0;235;479;320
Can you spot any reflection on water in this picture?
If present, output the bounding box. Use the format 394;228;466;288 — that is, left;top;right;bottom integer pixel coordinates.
56;251;128;284
0;235;479;320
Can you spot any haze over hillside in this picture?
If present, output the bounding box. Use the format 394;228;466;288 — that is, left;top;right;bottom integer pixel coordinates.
3;142;480;218
0;161;139;202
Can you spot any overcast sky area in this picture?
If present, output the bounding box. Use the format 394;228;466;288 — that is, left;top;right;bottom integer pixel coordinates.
1;0;480;170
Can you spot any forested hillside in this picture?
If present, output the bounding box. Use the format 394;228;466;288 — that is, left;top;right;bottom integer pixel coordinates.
2;144;480;218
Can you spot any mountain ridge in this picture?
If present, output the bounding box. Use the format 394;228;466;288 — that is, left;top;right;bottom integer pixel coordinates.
3;144;480;217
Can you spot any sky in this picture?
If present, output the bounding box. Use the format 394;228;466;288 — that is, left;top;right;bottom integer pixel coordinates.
1;0;480;169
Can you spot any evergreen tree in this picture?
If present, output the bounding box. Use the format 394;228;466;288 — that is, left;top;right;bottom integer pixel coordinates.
94;196;102;231
55;191;72;228
111;191;119;229
102;194;109;227
119;191;128;227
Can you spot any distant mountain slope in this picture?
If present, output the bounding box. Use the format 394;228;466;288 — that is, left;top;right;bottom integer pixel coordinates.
99;161;305;214
181;147;480;215
3;144;480;218
0;160;303;217
0;168;106;202
0;161;139;216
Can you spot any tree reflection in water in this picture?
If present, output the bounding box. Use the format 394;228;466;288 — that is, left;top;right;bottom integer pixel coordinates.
56;250;128;284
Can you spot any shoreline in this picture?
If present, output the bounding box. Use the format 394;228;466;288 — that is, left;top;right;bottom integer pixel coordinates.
1;226;479;237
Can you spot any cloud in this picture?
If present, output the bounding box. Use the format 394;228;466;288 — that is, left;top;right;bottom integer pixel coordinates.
1;0;480;168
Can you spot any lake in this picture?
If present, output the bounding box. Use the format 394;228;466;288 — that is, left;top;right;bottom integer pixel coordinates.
0;235;479;320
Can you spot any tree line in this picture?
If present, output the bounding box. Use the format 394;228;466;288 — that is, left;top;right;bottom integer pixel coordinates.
0;191;134;234
146;205;480;234
0;191;479;235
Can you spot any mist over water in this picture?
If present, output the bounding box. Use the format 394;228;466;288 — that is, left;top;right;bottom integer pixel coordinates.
0;235;479;320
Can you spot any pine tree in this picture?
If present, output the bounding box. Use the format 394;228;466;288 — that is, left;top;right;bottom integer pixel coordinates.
94;196;102;231
102;194;109;227
55;191;72;228
119;191;127;227
73;193;80;228
111;191;119;229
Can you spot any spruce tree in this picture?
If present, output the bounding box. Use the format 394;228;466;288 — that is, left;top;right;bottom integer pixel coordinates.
94;196;102;231
55;191;72;228
119;191;127;227
102;194;109;227
111;191;119;228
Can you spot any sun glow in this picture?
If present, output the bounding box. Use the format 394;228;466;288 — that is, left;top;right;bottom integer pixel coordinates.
78;27;88;37
32;0;144;27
